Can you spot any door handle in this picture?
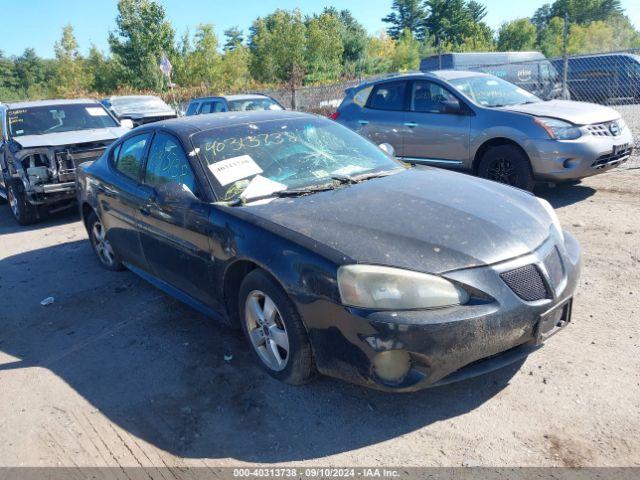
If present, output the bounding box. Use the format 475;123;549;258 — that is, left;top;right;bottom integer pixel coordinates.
358;120;369;125
404;122;418;128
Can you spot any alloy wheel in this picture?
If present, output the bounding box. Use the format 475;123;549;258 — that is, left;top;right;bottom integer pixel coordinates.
487;157;518;185
7;186;19;218
91;221;115;267
244;290;290;372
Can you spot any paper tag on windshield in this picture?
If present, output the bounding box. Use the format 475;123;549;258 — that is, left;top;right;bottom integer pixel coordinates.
208;154;263;186
241;175;287;200
86;107;108;117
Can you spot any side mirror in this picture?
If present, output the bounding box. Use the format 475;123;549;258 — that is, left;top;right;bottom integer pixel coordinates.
378;143;396;158
155;182;197;205
120;119;134;129
440;99;462;115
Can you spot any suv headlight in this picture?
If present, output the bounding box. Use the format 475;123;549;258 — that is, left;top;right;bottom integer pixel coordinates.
537;197;564;242
337;265;469;310
617;118;627;133
534;117;582;140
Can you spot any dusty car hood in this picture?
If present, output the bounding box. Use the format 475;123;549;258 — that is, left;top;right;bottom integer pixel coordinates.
244;168;552;274
12;127;130;148
501;100;619;125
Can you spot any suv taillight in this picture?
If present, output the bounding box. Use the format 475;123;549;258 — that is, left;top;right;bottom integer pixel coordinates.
329;111;339;120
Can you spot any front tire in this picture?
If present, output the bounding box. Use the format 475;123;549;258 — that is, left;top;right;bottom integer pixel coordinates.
239;269;316;385
6;179;39;225
478;145;535;191
87;211;124;271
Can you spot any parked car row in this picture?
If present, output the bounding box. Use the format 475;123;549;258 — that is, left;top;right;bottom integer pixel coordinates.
3;68;633;391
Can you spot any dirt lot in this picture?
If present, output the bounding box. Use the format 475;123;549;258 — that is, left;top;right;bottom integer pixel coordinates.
0;167;639;469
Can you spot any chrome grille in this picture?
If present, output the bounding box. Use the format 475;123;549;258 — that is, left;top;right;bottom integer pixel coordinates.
500;264;550;301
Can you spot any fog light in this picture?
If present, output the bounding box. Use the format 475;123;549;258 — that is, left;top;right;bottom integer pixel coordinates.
563;158;579;169
373;350;411;383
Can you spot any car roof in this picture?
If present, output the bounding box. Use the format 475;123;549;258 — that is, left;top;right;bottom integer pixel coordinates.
189;94;271;103
5;98;101;109
134;110;314;138
106;95;163;101
358;70;488;87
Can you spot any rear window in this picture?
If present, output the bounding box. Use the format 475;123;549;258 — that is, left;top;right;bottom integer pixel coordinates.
227;98;283;112
186;102;199;116
368;82;407;111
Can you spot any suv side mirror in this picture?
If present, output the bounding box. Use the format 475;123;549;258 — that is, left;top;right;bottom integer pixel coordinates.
156;182;198;205
120;119;134;129
378;143;396;158
440;99;462;114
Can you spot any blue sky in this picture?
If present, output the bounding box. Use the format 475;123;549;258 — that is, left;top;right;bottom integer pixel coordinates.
2;0;639;58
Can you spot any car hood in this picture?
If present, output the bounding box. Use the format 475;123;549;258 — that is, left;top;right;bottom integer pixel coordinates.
244;168;552;274
501;100;619;125
12;127;130;148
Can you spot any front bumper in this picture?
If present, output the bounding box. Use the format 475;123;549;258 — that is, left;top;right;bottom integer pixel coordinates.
27;181;76;205
298;232;581;392
526;128;634;181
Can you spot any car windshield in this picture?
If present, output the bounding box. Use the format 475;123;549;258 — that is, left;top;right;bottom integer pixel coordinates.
227;98;283;112
110;96;172;114
449;75;542;107
8;104;118;137
192;117;401;203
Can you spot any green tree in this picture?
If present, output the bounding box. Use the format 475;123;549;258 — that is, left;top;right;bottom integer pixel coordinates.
188;24;222;89
391;29;422;71
14;48;49;96
108;0;175;90
221;46;251;90
170;29;192;87
53;25;91;96
86;45;121;93
534;0;623;25
364;32;396;74
248;9;306;84
223;26;244;51
423;0;494;49
305;11;344;82
0;50;19;98
323;8;369;77
537;16;566;57
497;18;537;51
382;0;426;40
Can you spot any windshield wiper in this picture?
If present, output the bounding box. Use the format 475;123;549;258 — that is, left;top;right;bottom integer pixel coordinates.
331;169;400;184
228;182;338;207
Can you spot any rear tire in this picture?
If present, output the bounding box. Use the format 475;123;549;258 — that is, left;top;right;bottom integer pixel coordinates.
6;179;39;225
87;211;124;271
239;269;316;385
478;145;535;191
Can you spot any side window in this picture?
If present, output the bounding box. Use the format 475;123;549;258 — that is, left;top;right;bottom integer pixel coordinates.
353;86;373;107
144;133;198;196
186;102;199;116
410;81;457;113
367;81;407;111
199;101;224;114
113;134;150;181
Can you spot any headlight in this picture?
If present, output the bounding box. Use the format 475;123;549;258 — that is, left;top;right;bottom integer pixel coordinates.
337;265;469;310
617;118;627;133
537;197;564;242
534;117;582;140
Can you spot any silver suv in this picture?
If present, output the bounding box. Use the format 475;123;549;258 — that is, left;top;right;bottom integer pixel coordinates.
334;71;633;190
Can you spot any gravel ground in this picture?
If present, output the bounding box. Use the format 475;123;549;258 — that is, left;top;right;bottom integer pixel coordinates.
0;167;638;469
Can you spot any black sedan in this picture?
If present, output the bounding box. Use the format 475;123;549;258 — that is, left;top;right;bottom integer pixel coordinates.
76;111;581;392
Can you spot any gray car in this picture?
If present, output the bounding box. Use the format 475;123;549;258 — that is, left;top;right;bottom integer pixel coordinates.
335;70;634;190
101;95;177;127
185;94;284;116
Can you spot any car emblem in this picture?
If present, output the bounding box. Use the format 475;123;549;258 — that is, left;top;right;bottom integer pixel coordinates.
609;122;620;136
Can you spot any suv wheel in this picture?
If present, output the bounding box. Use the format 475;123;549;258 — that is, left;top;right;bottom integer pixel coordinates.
478;145;535;191
239;269;316;385
6;179;39;225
